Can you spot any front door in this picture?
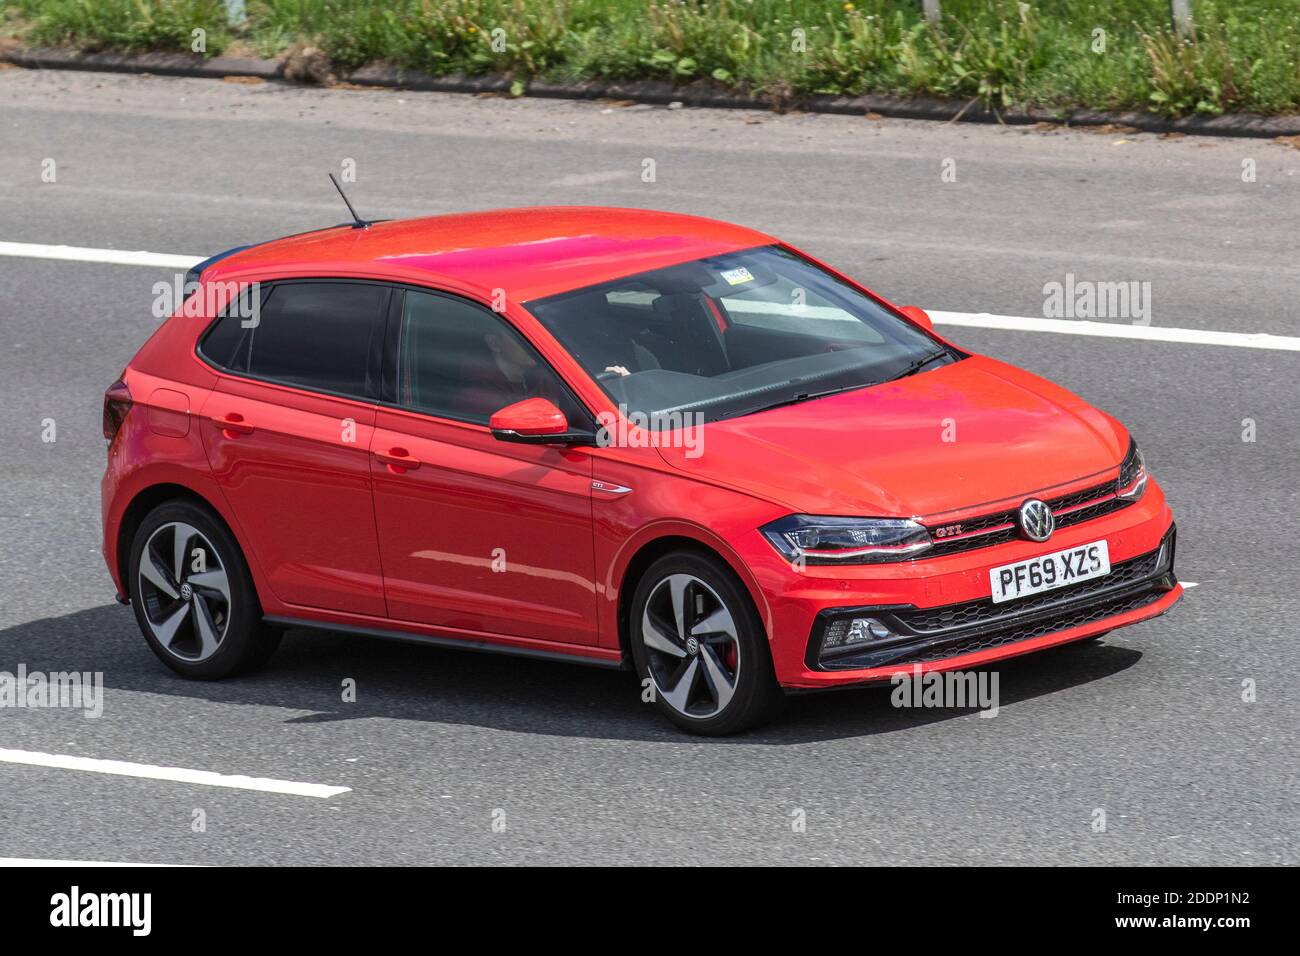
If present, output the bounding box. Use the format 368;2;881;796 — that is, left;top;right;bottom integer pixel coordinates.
370;288;599;646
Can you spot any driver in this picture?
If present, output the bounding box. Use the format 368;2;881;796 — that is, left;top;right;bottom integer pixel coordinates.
484;328;539;397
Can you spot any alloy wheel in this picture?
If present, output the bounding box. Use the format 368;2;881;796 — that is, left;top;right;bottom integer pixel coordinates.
640;573;741;719
137;521;231;663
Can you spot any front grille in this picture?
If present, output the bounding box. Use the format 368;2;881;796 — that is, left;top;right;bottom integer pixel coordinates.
809;527;1177;672
900;546;1162;633
925;478;1134;557
928;526;1016;555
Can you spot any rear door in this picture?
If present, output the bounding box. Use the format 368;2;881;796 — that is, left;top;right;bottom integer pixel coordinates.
199;280;390;616
369;287;599;646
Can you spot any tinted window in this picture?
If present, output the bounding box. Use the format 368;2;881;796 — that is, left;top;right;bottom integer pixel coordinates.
397;290;585;425
200;282;386;396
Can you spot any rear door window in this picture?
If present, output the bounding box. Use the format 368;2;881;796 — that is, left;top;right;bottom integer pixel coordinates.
201;281;387;399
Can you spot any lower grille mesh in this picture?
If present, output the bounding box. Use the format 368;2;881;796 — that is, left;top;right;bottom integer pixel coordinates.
894;588;1165;666
898;546;1162;633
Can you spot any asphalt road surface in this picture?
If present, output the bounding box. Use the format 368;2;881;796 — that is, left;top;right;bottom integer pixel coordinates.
0;68;1296;865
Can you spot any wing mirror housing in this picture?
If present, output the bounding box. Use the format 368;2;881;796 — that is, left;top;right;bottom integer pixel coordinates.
489;398;593;445
899;305;934;332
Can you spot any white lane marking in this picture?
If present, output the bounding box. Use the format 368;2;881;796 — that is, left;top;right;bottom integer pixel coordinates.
930;310;1300;352
0;858;184;867
3;240;1297;352
1182;582;1199;589
0;748;350;798
0;241;202;269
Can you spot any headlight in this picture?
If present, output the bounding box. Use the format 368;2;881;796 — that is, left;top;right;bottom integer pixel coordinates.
1117;438;1148;500
761;515;932;565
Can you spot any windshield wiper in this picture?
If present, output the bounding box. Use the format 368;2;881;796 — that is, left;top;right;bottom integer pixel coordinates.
890;348;950;381
731;382;874;419
729;350;952;420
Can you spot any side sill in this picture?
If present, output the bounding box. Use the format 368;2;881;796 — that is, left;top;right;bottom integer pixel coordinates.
264;615;629;670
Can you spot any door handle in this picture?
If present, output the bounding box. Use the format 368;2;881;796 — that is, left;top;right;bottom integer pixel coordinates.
375;447;421;472
212;413;254;436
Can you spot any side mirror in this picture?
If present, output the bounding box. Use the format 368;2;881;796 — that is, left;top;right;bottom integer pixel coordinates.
489;398;590;445
899;305;934;332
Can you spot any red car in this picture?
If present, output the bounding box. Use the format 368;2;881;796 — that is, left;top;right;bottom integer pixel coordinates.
102;207;1180;734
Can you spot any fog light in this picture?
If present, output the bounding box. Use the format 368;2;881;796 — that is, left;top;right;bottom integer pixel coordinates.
849;618;894;643
822;616;896;655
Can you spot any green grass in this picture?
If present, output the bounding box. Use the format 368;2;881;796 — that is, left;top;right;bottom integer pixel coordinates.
3;0;233;54
3;0;1299;116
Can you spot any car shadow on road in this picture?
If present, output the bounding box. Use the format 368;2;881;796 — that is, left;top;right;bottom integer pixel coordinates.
1;604;1143;745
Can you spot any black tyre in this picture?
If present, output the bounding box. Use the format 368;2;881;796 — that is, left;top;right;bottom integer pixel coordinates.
628;550;782;735
128;499;280;679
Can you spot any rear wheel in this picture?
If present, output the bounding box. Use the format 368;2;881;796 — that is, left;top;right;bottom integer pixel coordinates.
128;500;280;679
629;551;782;735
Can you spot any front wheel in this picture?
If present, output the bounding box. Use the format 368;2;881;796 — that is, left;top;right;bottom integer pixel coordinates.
128;500;280;679
629;551;782;735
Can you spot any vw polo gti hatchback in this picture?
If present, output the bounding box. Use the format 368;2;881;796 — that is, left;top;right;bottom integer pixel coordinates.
102;207;1180;734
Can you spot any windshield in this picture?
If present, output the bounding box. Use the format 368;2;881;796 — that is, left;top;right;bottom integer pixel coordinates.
525;245;956;425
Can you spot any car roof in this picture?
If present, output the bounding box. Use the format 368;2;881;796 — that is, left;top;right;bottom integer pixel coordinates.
204;206;775;302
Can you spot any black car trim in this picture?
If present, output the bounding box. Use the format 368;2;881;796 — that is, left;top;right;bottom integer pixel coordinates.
264;616;627;670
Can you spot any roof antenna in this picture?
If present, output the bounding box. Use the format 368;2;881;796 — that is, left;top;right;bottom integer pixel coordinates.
329;173;370;229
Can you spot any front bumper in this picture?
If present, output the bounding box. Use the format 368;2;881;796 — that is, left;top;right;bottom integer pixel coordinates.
758;481;1180;689
807;525;1176;673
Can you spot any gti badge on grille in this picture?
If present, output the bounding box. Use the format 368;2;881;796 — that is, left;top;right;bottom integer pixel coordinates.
1018;498;1055;542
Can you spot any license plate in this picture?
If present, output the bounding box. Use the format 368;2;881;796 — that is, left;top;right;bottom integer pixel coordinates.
989;539;1110;604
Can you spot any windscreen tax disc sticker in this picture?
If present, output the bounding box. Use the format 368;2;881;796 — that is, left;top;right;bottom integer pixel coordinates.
720;266;755;286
